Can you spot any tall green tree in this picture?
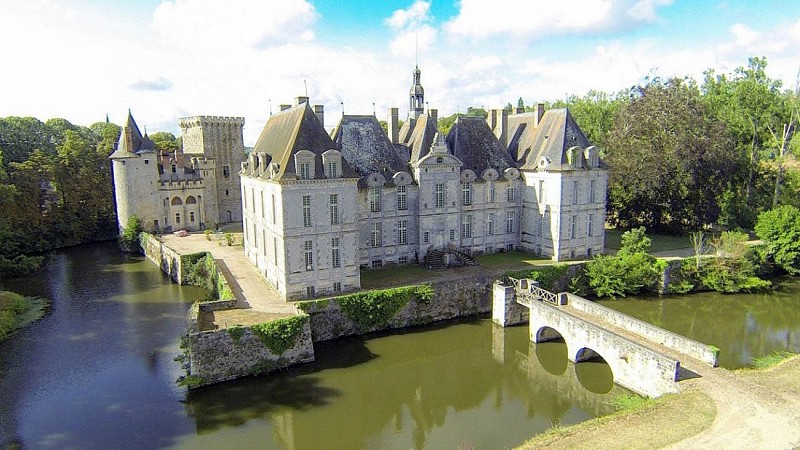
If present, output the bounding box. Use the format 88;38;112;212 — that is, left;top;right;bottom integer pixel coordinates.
755;205;800;274
605;77;737;232
549;90;625;149
702;57;789;226
150;131;180;153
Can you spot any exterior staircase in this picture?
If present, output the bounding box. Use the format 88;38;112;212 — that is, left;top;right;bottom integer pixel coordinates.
424;245;480;270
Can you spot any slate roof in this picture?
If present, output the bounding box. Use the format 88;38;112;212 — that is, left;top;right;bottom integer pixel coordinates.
331;115;409;185
406;114;439;164
109;111;155;159
509;108;592;171
445;116;515;173
250;103;358;181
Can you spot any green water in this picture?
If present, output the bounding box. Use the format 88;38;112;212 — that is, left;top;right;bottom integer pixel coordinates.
0;243;622;449
598;281;800;369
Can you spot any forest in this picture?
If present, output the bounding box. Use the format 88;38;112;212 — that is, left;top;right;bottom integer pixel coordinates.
0;57;797;277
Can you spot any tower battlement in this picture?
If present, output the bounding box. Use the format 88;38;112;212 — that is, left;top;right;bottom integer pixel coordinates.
179;116;245;128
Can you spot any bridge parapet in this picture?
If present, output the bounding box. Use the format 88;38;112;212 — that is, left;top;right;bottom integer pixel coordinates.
508;278;565;306
563;293;719;367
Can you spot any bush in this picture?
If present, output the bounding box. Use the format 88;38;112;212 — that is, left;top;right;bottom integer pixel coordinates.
699;231;771;293
585;227;660;298
755;205;800;274
119;216;143;252
504;265;569;291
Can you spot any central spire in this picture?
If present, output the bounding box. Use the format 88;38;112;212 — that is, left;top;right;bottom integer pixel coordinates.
409;65;425;120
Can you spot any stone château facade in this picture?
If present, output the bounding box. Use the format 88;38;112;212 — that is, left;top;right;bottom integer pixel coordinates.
110;112;245;234
240;67;607;300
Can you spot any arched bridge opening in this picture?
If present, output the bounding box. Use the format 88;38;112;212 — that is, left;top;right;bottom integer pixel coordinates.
574;347;614;394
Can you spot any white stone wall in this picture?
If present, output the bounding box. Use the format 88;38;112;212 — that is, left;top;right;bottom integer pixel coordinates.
242;175;361;300
112;155;161;233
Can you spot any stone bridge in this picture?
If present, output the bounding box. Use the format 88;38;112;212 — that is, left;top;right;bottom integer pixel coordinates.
492;279;719;398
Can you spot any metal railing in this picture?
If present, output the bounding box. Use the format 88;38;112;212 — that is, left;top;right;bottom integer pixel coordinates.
508;277;560;306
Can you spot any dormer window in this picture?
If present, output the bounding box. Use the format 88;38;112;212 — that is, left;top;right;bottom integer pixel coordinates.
322;149;342;178
300;162;311;179
171;164;177;173
436;156;443;164
295;150;315;179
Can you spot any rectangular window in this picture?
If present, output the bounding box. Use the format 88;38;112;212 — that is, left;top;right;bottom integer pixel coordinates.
302;195;312;227
331;237;341;268
487;181;495;203
329;194;339;225
589;180;596;203
449;229;456;241
370;222;382;247
506;185;515;202
371;260;383;269
398;220;408;245
223;165;231;178
397;185;407;210
487;213;495;235
175;213;181;224
462;215;472;238
304;240;313;270
506;211;515;234
271;194;276;224
423;231;430;244
435;183;444;208
571;214;577;239
539;180;545;203
369;186;382;212
299;162;311;179
190;212;195;222
398;256;408;264
333;281;342;293
572;180;579;204
327;161;338;178
306;286;315;297
144;159;149;165
462;181;472;206
588;213;594;237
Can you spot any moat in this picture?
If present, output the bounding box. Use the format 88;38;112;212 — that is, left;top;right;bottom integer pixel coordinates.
1;243;800;449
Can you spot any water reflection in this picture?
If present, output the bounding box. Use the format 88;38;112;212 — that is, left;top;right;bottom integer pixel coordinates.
180;322;622;450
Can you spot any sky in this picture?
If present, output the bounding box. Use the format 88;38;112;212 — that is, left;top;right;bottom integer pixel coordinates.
1;0;799;146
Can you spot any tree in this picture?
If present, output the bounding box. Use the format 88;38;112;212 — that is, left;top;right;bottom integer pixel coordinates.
150;131;180;153
120;216;143;252
549;90;625;149
605;77;737;232
702;57;789;226
754;205;800;274
585;227;660;297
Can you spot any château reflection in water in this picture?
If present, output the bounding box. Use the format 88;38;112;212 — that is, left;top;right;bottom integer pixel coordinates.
180;322;622;450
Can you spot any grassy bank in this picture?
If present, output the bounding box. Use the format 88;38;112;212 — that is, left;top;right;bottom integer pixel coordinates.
0;290;49;341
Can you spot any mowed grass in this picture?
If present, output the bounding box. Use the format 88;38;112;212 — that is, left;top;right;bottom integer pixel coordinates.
517;390;716;450
360;264;431;290
604;228;691;253
475;250;548;269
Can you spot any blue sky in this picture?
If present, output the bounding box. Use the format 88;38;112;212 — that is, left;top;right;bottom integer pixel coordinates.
1;0;798;145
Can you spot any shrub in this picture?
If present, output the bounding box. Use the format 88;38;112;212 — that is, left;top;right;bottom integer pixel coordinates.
755;205;800;274
504;265;569;291
251;315;308;355
119;216;143;252
585;229;660;298
699;231;771;293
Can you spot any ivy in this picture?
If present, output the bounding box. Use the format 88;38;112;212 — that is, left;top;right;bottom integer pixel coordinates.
335;285;432;330
183;252;235;302
251;315;308;355
227;325;245;344
296;298;329;313
504;264;569;291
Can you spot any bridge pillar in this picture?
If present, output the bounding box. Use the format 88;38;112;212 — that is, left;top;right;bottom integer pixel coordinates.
492;281;528;326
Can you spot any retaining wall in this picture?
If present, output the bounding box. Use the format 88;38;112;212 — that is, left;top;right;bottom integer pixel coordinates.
300;276;492;342
187;316;315;386
564;293;719;366
141;233;187;284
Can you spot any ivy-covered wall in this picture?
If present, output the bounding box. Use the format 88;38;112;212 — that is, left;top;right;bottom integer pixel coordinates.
184;315;314;388
298;276;492;342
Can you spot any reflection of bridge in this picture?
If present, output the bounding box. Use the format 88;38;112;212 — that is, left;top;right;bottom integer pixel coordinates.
493;279;719;397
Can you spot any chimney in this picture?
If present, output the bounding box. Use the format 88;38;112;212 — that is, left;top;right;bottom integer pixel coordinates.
296;96;309;106
535;103;545;127
488;109;498;131
280;104;291;111
388;107;399;144
314;105;324;128
430;108;438;125
497;109;508;145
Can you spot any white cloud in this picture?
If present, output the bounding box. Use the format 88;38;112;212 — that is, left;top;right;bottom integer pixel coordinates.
152;0;318;50
385;0;432;31
444;0;673;39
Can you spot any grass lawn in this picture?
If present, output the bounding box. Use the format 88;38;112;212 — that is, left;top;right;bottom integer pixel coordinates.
475;250;548;269
604;228;691;253
360;264;431;290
